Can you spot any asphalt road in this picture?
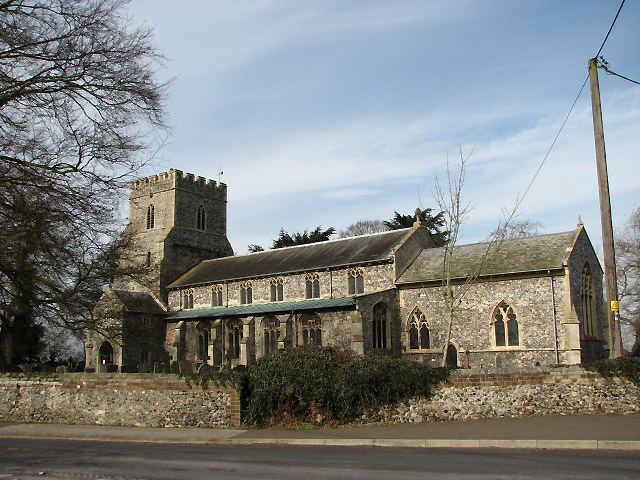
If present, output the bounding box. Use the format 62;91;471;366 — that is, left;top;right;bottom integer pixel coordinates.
1;438;639;480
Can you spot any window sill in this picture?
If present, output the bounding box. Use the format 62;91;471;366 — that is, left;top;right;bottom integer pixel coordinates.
403;349;440;354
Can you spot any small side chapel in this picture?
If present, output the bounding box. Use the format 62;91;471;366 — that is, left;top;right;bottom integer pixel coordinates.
86;170;608;372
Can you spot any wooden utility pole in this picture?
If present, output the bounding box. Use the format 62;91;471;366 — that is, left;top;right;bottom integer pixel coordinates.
588;57;622;358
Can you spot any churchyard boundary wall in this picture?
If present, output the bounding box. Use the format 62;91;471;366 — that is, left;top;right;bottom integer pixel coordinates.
0;373;240;428
374;366;640;423
1;367;638;428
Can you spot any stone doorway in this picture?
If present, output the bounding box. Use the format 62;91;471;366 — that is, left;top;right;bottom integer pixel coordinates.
445;344;458;369
98;341;114;365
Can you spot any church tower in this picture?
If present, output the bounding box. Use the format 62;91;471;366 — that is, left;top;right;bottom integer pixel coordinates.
86;169;233;372
117;169;233;300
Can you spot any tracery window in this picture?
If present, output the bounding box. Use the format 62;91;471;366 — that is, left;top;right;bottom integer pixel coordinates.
407;308;430;350
262;315;280;355
299;313;322;346
146;204;155;229
181;289;194;309
211;285;223;307
348;268;364;295
580;265;596;338
270;278;284;302
372;302;388;349
305;273;320;299
196;205;206;231
140;348;150;366
492;302;519;347
240;282;253;305
226;319;242;359
197;321;211;362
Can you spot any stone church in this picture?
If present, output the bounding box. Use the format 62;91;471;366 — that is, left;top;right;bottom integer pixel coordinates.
86;169;608;372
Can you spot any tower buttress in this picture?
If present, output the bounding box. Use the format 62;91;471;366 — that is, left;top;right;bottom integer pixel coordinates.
116;169;233;300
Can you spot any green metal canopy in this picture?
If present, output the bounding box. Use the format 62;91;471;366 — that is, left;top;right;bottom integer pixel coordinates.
167;296;357;320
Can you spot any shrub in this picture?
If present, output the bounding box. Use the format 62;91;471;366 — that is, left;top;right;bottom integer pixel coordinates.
585;357;640;385
332;355;448;421
243;346;448;426
244;345;341;425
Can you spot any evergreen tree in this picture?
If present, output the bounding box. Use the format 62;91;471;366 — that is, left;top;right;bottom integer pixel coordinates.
384;208;449;247
272;226;336;249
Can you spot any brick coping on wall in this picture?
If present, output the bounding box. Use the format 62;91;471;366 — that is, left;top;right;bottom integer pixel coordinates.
1;374;223;390
446;365;600;387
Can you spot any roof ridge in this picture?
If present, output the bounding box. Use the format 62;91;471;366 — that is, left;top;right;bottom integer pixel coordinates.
434;230;576;251
216;227;412;262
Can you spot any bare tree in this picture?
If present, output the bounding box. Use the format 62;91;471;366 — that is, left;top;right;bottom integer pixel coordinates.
0;0;166;368
490;220;543;240
339;220;388;238
616;207;640;355
434;149;517;367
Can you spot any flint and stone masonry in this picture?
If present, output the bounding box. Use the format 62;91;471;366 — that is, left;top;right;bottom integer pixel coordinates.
0;374;240;428
87;170;608;374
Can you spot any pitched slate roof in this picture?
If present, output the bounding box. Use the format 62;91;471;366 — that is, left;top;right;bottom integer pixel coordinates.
167;297;357;320
397;230;577;285
112;290;167;314
169;228;411;288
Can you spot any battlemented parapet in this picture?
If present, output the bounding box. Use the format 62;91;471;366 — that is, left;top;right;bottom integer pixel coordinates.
130;169;227;201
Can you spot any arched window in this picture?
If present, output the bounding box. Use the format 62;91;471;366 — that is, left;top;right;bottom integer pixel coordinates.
240;282;252;304
492;302;519;347
140;348;150;366
348;268;364;295
580;265;596;337
196;205;206;231
299;313;322;346
270;278;284;302
407;308;430;351
305;273;320;299
211;285;223;307
197;321;211;362
372;302;388;349
181;289;194;309
226;319;242;359
262;315;280;355
99;341;114;365
146;204;155;229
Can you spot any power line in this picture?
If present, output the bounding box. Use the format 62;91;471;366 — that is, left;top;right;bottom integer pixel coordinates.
513;0;627;214
595;0;626;57
597;57;640;86
513;75;589;214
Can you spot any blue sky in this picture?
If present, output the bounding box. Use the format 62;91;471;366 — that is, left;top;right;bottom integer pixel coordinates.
126;0;639;254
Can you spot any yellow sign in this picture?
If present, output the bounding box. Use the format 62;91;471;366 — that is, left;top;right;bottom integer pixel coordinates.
611;300;619;312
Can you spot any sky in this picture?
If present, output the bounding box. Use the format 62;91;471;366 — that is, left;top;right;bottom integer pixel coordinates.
125;0;639;255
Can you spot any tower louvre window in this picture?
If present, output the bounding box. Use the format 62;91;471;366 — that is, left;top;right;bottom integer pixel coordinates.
197;205;206;231
146;204;155;229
